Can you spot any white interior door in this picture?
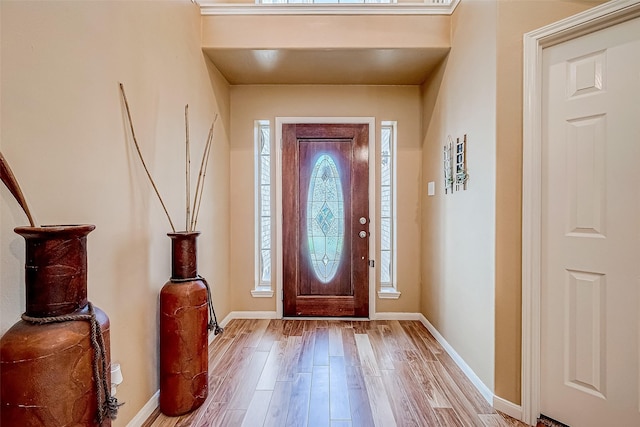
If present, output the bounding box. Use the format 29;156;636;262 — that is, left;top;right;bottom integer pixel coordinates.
540;16;640;426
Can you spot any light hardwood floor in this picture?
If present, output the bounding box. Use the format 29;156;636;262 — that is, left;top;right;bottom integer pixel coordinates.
143;319;528;427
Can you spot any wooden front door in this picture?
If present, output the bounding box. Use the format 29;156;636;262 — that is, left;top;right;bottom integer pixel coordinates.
283;123;369;317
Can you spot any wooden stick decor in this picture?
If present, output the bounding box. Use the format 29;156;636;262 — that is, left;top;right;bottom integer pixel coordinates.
190;114;217;232
185;104;191;232
117;83;222;417
119;83;217;233
119;83;176;232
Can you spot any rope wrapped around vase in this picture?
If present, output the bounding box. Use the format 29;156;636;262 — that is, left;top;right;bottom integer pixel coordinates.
21;302;122;425
169;275;223;335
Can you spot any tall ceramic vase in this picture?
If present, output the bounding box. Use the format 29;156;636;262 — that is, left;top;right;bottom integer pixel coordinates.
159;231;208;416
0;225;113;426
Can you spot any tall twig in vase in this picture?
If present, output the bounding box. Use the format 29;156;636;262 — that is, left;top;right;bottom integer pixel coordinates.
190;114;218;232
119;83;176;232
185;105;191;232
0;151;36;226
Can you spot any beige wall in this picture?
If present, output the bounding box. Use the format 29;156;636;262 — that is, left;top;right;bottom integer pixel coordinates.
229;85;422;314
493;0;607;405
202;14;450;49
0;0;609;420
420;0;497;390
0;1;231;425
420;0;606;405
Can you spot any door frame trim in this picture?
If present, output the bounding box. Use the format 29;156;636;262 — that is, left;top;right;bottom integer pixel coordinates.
522;1;640;424
275;117;377;319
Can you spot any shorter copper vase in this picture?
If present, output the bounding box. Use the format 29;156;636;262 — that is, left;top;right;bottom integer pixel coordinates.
159;231;208;416
0;224;112;426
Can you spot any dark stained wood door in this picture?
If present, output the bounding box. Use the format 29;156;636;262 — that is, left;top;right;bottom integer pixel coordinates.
283;123;369;317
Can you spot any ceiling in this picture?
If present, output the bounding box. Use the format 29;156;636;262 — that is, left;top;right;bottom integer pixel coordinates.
199;2;455;86
203;47;450;85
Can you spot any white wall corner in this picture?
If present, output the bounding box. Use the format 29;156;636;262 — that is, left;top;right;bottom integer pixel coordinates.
418;314;494;405
493;396;523;422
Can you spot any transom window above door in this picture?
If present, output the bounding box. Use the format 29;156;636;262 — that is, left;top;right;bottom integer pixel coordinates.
259;0;394;3
257;0;456;3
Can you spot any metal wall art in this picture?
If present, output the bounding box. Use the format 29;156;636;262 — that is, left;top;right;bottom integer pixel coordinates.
443;136;454;194
454;134;469;191
443;134;469;194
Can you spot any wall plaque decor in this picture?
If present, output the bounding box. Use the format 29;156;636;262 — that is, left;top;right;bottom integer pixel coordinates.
454;134;469;191
443;136;454;194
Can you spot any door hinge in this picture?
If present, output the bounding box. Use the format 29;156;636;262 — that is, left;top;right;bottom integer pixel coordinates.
369;259;375;268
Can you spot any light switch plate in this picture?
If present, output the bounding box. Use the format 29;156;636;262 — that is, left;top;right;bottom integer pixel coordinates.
427;181;435;196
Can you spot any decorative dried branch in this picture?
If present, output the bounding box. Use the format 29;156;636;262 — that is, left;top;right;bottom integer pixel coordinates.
190;121;213;231
185;105;191;232
0;151;36;227
119;83;176;232
190;114;217;231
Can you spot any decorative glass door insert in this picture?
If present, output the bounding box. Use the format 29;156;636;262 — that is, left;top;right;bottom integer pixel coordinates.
307;154;344;283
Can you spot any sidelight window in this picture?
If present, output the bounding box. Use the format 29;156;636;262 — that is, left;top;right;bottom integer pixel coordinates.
253;120;274;297
379;121;400;298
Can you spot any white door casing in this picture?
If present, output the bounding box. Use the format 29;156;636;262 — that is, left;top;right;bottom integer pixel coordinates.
523;1;640;425
541;16;640;426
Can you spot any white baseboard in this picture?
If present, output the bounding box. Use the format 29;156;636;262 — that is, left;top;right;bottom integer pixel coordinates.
223;311;422;322
416;314;524;422
372;312;421;321
126;390;159;427
493;395;523;421
418;314;494;405
224;310;278;320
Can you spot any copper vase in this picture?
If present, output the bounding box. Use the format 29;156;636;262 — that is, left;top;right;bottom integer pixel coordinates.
159;231;208;416
0;224;111;426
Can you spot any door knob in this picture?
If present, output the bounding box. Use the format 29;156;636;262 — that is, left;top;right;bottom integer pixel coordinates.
359;217;367;225
359;231;367;239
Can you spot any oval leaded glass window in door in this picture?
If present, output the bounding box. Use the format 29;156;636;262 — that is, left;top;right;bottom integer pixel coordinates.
307;154;344;283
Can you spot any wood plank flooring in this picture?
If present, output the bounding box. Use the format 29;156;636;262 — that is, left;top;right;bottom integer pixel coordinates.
143;319;528;427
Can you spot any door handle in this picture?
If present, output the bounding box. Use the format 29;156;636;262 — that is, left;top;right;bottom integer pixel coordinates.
359;231;367;239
